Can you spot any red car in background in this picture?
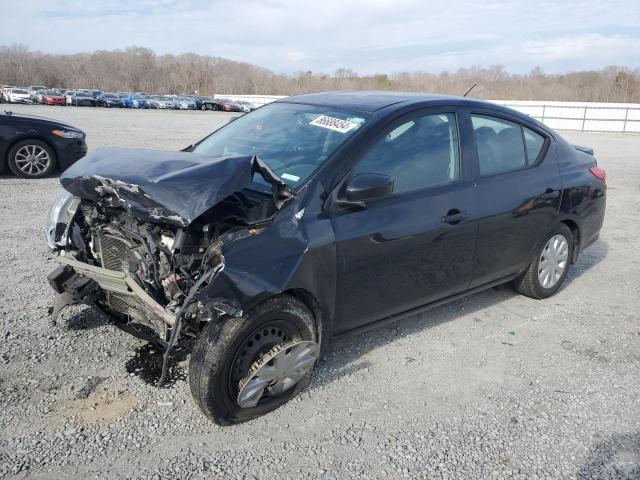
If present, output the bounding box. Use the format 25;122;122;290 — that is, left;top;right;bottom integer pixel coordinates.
218;98;242;112
42;91;66;106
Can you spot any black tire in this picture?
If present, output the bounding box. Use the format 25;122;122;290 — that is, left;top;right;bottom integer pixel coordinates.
7;139;57;178
189;295;317;425
513;223;573;299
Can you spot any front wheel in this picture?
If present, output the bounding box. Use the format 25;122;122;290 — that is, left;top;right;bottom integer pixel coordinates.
513;224;573;299
7;139;57;178
189;295;318;425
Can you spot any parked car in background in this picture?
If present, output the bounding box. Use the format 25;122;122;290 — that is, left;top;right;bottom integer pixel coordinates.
64;90;76;106
44;92;607;424
192;96;209;110
122;93;150;109
42;90;66;106
88;90;102;99
0;86;16;102
29;85;46;92
30;89;45;104
96;93;123;108
174;96;197;110
0;110;87;178
217;98;242;112
234;100;256;113
201;97;239;111
71;91;97;107
6;88;32;104
148;96;176;109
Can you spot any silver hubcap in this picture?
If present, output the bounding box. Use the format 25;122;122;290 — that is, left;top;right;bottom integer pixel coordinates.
15;145;50;176
538;234;569;289
237;340;319;408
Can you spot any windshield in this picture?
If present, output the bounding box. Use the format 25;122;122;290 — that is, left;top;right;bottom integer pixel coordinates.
13;89;28;94
191;102;367;188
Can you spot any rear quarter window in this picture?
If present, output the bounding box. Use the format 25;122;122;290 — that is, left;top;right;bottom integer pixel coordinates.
523;127;545;162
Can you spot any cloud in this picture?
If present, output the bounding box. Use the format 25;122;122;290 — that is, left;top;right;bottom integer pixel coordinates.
0;0;638;74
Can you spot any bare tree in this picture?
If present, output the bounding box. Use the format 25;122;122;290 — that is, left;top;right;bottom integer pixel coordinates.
0;45;638;102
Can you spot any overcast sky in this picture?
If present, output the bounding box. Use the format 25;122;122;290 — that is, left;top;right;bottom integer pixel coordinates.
1;0;639;75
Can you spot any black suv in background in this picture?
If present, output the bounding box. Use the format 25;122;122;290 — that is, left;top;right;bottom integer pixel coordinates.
0;110;87;178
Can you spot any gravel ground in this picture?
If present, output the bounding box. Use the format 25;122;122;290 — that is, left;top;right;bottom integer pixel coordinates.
0;104;638;479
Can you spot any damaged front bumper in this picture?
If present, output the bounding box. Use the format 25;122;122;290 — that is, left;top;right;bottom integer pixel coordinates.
48;253;176;327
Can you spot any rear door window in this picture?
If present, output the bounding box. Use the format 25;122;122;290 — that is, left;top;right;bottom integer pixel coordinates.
471;115;527;175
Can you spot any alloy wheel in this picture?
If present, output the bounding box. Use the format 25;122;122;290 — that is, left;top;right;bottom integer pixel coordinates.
14;145;51;176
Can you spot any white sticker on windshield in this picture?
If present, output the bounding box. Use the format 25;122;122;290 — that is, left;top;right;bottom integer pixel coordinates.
309;115;359;133
281;173;300;182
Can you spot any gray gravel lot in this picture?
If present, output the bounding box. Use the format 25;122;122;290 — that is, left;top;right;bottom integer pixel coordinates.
0;104;639;479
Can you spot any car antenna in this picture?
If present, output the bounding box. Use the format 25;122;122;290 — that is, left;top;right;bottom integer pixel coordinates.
463;83;477;97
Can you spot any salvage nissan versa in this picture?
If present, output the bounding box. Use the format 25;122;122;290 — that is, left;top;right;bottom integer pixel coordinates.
46;92;606;425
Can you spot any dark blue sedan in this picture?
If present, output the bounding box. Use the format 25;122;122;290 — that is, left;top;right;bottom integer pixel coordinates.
96;93;123;108
47;92;606;424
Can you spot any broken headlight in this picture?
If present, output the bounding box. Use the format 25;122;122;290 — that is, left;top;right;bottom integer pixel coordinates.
46;190;80;249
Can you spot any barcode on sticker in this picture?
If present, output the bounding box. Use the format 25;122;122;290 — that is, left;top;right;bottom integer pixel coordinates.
309;115;359;133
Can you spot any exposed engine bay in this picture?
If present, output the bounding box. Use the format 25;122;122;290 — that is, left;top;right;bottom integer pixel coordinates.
47;150;297;385
53;188;280;338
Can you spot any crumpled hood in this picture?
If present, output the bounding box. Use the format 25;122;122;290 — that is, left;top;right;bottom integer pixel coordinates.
60;148;291;227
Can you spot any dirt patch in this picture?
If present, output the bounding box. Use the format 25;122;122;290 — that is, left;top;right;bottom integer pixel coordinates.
63;379;136;424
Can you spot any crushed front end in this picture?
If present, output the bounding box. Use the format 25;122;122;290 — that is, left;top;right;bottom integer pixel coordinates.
48;203;223;344
46;149;293;357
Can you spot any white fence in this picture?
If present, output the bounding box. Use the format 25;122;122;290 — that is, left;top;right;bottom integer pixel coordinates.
214;94;640;134
494;100;640;134
213;94;284;107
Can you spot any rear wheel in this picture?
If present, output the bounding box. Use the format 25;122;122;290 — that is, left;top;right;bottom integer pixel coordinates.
513;224;573;299
189;295;318;425
7;140;57;178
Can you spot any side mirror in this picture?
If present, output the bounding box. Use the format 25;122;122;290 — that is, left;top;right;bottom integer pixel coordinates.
340;173;394;207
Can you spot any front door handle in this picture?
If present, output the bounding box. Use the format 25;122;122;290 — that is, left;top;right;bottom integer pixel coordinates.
441;209;468;225
541;189;560;200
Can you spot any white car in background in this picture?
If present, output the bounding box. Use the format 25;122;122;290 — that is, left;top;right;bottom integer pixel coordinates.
0;85;15;102
65;90;76;105
6;88;32;104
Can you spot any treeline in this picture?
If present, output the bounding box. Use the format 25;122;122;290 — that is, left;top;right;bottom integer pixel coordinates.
1;44;638;102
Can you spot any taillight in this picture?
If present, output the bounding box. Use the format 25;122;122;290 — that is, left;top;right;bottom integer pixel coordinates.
589;166;607;185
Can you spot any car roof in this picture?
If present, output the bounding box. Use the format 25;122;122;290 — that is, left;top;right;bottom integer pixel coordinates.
279;91;474;113
277;90;550;132
281;90;527;113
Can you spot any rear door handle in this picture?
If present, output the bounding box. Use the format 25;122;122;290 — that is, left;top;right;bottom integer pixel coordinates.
541;189;560;200
441;210;468;225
